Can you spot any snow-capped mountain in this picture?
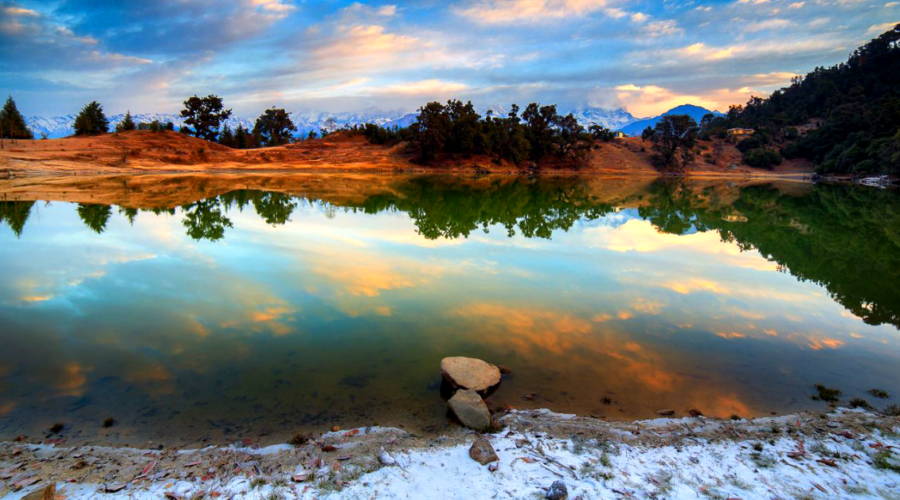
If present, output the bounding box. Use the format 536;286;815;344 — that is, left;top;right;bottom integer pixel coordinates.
478;104;638;131
25;104;718;139
570;106;637;131
25;109;416;139
25;113;254;139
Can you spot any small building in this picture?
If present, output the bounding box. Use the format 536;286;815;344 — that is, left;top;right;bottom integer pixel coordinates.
613;131;627;139
728;127;755;136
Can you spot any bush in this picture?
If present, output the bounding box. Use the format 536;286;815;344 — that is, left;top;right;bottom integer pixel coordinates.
736;136;762;153
744;148;783;169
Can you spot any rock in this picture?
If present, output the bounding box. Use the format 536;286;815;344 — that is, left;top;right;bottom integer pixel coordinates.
378;447;396;466
469;438;499;465
656;409;675;416
441;357;501;392
105;483;127;493
546;480;568;500
22;483;55;500
448;389;492;431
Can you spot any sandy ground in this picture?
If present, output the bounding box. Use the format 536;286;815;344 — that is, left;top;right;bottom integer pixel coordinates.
2;408;898;499
0;131;815;180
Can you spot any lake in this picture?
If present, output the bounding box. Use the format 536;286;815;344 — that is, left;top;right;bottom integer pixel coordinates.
0;173;898;447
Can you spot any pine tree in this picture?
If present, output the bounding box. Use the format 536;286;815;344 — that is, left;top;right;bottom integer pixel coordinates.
219;123;235;147
0;96;33;140
234;124;248;149
73;101;109;136
116;110;136;132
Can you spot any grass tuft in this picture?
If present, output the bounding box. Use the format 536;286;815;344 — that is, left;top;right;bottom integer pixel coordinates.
811;384;841;403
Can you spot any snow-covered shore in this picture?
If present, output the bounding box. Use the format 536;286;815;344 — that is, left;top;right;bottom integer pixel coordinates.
2;408;898;499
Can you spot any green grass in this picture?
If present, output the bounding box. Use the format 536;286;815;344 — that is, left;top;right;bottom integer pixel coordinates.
874;451;900;474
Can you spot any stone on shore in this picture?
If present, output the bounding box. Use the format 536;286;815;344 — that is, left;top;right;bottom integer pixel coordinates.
448;389;492;431
546;481;568;500
441;357;501;392
468;438;499;465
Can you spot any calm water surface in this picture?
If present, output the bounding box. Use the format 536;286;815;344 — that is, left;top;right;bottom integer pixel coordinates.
0;174;898;446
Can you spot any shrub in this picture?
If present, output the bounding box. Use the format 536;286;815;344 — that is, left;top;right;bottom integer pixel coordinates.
744;148;783;169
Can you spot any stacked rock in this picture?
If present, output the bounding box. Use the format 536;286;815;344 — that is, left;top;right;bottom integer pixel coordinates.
440;356;502;431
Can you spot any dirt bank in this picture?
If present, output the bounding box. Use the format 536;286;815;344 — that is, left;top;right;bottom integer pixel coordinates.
0;131;814;179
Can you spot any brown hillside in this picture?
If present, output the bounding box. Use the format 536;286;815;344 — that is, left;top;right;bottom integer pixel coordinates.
0;130;814;179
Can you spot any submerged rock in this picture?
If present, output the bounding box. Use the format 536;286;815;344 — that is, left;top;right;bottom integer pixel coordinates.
448;389;492;431
546;481;568;500
656;409;675;416
441;357;501;392
468;438;499;465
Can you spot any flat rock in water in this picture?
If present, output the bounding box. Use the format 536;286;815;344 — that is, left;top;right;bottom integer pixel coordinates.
469;438;499;465
449;389;492;431
546;480;568;500
441;357;501;392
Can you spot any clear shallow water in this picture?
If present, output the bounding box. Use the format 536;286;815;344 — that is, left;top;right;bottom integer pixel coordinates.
0;174;898;446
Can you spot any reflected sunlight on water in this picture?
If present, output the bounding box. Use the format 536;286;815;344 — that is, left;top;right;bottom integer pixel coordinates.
0;174;898;446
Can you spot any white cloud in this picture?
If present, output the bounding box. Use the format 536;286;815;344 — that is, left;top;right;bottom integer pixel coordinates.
367;79;470;95
455;0;611;24
642;19;682;37
743;18;792;33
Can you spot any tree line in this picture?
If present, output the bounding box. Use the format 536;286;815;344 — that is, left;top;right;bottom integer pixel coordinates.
398;100;618;167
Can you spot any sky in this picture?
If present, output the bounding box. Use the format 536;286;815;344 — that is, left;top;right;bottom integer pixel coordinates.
0;0;896;117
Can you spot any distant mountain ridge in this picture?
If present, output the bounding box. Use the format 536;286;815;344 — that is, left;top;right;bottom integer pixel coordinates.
618;104;723;136
25;104;718;139
25;110;416;139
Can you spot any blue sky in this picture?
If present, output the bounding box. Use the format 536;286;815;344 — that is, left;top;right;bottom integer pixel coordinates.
0;0;895;117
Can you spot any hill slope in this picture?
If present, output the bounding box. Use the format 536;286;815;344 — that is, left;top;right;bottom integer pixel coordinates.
733;24;900;175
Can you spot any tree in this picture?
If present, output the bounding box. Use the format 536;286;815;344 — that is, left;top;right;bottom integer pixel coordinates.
589;124;614;142
234;124;249;149
116;110;136;132
444;100;481;156
0;96;32;141
0;201;36;237
179;124;192;135
73;101;109;136
180;95;232;142
253;108;297;146
219;124;235;148
649;115;698;172
522;103;557;161
552;112;586;158
76;203;113;233
182;198;233;241
410;102;452;162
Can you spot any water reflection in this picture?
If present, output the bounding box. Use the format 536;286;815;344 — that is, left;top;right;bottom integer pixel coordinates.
0;174;898;446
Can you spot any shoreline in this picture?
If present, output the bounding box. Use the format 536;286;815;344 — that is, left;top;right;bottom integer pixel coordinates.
2;407;898;499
